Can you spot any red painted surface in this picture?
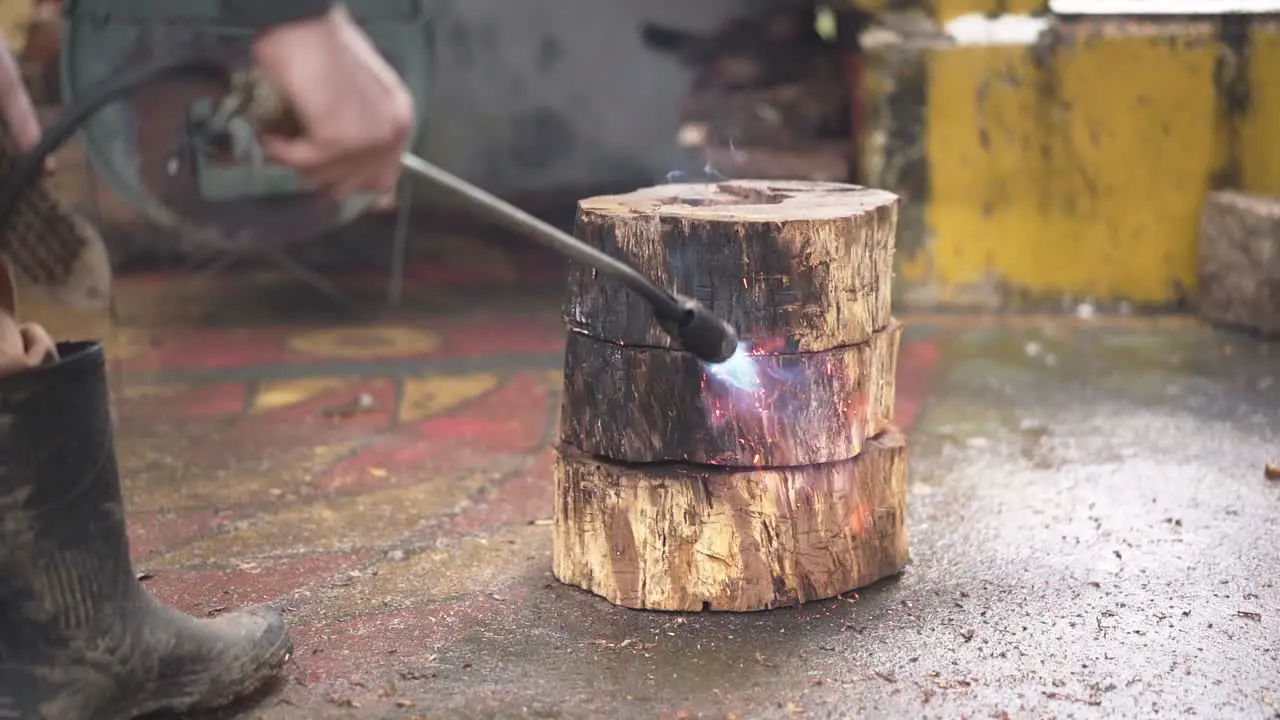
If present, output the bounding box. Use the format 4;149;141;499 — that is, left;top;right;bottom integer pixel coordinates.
287;600;496;685
315;373;553;494
119;318;565;375
893;338;939;431
122;250;565;292
145;553;370;616
128;508;226;560
108;276;945;706
229;378;399;444
121;381;248;421
442;447;558;536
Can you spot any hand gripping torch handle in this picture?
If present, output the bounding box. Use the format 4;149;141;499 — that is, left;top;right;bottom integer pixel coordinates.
211;71;740;364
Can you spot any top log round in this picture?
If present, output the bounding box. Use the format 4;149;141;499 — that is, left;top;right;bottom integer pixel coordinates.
564;180;898;353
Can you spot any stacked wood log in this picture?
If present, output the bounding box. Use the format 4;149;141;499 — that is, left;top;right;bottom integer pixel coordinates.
552;179;908;612
643;4;858;183
1198;190;1280;337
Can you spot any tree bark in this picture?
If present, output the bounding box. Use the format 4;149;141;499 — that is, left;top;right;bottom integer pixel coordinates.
1198;190;1280;336
560;320;899;466
552;429;909;612
564;180;897;352
555;179;906;612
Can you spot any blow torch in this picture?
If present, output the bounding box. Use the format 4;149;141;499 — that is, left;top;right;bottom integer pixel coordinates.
204;71;740;364
0;55;738;364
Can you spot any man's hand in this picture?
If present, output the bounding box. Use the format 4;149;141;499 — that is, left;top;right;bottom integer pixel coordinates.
250;4;413;198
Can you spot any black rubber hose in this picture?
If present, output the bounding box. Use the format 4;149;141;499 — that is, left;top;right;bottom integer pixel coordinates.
398;158;738;362
396;153;687;316
0;50;741;363
0;52;685;315
0;51;231;240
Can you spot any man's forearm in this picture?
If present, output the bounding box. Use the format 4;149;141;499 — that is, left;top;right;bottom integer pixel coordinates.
218;0;334;29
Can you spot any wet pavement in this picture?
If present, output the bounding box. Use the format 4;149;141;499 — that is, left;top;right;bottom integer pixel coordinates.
22;245;1280;719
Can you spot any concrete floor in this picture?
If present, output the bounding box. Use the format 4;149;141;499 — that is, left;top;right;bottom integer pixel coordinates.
22;238;1279;720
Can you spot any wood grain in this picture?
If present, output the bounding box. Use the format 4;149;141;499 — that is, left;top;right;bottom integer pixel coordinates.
552;429;909;612
563;180;897;352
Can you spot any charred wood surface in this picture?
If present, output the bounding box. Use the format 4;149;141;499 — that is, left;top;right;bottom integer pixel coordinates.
564;180;897;352
552;429;910;612
559;320;900;467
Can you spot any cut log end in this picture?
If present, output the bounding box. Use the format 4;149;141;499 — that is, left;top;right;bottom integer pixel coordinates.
552;429;910;612
577;179;897;221
566;179;898;352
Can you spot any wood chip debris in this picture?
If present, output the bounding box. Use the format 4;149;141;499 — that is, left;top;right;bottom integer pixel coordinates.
1265;462;1280;480
325;693;359;708
1237;610;1263;621
591;638;656;651
1043;691;1102;706
323;392;377;419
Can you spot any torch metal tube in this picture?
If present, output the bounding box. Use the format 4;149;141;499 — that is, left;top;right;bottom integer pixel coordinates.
209;67;739;361
217;68;687;319
398;153;678;314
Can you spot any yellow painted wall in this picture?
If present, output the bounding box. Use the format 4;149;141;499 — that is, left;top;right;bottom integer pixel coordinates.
933;0;1045;20
924;24;1220;306
1240;22;1280;195
849;0;1045;22
868;19;1280;309
0;0;32;51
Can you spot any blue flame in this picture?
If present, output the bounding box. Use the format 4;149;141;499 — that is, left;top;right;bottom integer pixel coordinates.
706;341;762;392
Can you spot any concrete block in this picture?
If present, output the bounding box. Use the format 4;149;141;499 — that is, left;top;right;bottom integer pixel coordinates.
1198;190;1280;336
856;16;1280;311
861;17;1226;310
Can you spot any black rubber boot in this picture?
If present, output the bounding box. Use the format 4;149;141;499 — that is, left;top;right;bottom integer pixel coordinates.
0;341;292;719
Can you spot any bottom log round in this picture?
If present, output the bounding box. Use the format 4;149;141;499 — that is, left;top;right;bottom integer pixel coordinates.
552;430;909;612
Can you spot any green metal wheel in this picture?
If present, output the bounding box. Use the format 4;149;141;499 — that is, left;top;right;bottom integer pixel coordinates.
59;0;435;249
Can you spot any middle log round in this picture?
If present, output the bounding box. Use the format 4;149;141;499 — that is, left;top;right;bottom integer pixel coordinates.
560;320;900;467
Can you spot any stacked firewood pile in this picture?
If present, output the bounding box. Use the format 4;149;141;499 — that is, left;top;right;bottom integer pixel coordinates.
643;2;858;182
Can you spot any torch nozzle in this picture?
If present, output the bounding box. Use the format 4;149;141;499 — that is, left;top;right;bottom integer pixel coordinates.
395;155;742;363
658;295;740;364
